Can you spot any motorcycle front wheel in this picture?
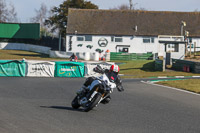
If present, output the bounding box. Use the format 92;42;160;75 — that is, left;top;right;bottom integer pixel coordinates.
71;96;81;109
83;93;102;112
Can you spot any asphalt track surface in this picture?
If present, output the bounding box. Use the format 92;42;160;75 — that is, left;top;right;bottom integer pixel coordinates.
0;77;200;133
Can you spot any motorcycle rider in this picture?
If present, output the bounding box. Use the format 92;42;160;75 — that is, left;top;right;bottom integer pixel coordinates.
70;53;78;62
77;64;124;104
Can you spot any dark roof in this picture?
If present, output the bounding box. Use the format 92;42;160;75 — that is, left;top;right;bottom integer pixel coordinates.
67;8;200;37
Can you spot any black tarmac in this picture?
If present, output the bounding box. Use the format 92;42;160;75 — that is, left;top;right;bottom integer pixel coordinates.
0;77;200;133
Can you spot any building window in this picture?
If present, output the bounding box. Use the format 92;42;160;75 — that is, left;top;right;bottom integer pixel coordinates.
167;44;179;52
143;38;150;43
143;37;154;43
111;36;123;42
174;44;179;52
168;44;175;48
77;35;92;41
151;38;154;43
85;35;92;41
77;36;84;41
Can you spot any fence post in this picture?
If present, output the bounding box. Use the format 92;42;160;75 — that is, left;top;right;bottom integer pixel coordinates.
163;59;165;72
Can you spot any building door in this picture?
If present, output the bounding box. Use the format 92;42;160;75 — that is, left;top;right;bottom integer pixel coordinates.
116;45;130;53
122;48;129;53
117;47;129;53
166;52;171;65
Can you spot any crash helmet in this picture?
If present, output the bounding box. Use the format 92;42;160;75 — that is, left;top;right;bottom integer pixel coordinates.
110;64;120;73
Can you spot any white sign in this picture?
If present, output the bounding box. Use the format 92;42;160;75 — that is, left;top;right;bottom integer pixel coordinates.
26;60;55;77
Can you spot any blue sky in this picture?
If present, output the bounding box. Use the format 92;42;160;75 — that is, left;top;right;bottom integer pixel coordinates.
6;0;200;22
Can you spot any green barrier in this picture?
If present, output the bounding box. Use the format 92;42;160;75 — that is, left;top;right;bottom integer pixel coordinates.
172;59;196;72
0;60;26;77
110;52;153;61
55;61;85;77
155;59;164;71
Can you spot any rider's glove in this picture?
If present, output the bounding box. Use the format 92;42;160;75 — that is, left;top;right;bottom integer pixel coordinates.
93;65;104;74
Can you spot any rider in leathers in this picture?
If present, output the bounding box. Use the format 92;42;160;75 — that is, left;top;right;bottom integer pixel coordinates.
77;64;124;104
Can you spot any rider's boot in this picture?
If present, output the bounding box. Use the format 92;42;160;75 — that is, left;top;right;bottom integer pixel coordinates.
76;86;88;96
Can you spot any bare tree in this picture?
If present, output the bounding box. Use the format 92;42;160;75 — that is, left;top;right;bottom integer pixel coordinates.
111;0;145;11
31;3;54;37
0;0;18;22
112;4;130;10
31;3;48;27
7;3;18;22
0;0;8;22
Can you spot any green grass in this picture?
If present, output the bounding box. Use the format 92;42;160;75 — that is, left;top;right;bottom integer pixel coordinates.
156;79;200;94
118;60;200;78
0;50;69;61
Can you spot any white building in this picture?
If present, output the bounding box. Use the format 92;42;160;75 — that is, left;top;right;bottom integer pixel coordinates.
66;9;200;60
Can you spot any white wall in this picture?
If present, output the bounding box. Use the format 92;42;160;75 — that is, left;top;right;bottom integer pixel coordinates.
66;34;193;60
0;42;51;54
66;35;159;54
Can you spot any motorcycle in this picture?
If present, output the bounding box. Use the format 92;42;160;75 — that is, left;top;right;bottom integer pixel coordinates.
71;68;118;112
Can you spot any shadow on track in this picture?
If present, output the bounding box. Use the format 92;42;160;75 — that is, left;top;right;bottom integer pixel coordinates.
40;106;83;112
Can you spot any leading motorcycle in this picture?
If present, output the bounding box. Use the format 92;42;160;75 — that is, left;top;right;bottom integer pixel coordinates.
71;65;123;112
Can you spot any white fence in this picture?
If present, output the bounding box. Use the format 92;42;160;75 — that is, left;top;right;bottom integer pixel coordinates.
49;50;100;61
0;43;101;61
0;42;51;54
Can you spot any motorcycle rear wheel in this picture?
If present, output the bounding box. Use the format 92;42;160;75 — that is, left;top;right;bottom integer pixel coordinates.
71;96;81;109
83;93;102;112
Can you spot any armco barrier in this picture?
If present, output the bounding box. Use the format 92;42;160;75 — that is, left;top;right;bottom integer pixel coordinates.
26;60;55;77
55;61;85;77
0;60;26;77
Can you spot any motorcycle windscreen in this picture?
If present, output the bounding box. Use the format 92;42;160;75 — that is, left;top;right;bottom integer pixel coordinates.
106;71;118;83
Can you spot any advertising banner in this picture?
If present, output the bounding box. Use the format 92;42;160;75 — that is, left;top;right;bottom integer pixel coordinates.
26;60;55;77
84;62;114;77
55;61;85;77
0;60;26;77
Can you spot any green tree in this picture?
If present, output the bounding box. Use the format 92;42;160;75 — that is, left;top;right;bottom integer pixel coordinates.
45;0;98;37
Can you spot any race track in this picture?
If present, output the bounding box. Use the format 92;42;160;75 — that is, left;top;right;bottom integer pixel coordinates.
0;77;200;133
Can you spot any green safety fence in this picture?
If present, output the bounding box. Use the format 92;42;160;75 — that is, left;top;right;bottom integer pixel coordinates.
0;60;26;77
155;59;164;71
110;52;153;61
172;59;196;72
55;61;85;77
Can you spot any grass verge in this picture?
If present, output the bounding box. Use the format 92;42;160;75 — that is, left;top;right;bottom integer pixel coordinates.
118;60;200;78
156;79;200;94
0;50;68;61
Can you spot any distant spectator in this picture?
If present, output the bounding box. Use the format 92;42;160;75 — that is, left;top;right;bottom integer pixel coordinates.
70;53;78;62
